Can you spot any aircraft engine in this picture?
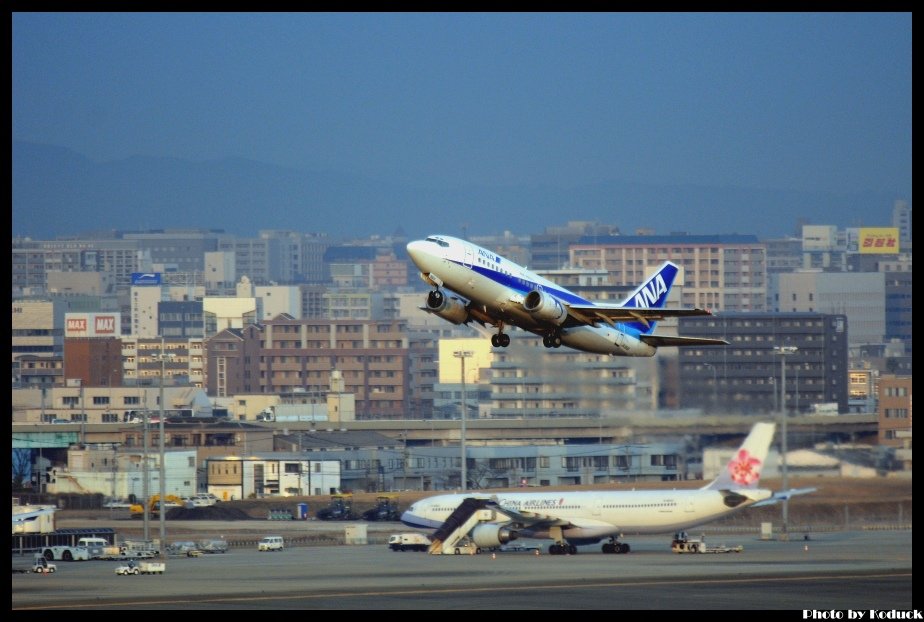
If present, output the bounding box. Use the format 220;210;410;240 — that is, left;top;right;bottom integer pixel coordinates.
523;290;568;325
425;290;469;325
471;524;519;548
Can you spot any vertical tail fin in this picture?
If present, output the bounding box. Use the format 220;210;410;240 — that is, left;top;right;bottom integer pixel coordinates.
706;422;776;490
619;261;679;334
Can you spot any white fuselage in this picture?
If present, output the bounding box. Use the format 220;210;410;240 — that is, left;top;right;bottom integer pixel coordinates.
401;488;772;541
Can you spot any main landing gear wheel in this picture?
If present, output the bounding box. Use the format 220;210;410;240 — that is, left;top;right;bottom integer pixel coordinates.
602;541;630;554
491;333;511;347
542;334;562;348
549;543;577;555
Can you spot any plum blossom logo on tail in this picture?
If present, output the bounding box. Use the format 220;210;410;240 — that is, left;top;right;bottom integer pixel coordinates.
727;450;761;486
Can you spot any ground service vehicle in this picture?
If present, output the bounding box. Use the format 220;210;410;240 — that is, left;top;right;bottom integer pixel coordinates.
167;541;198;556
671;532;743;554
42;537;155;561
32;554;56;573
388;533;431;552
41;543;91;561
74;537;118;559
196;539;228;553
115;560;165;575
258;536;285;551
363;494;401;521
316;493;356;520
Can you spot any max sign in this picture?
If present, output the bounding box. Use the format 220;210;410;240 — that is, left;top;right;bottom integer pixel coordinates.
65;314;119;336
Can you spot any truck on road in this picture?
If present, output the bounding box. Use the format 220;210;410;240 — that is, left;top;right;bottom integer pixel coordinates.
388;533;432;552
256;404;326;422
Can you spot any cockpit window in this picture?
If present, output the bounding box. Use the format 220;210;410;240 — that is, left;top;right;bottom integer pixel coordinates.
425;236;450;248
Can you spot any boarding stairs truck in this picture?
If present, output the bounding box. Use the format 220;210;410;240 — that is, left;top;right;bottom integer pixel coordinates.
427;497;519;555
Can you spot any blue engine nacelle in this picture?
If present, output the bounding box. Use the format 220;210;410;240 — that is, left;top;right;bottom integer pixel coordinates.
523;290;568;325
425;289;469;325
471;524;519;548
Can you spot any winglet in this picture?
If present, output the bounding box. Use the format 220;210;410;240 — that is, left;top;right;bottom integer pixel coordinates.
706;422;776;490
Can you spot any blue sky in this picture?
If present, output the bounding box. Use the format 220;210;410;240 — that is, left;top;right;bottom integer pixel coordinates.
12;13;912;236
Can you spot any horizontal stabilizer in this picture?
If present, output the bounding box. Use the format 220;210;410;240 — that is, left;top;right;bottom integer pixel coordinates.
751;487;818;507
639;334;730;347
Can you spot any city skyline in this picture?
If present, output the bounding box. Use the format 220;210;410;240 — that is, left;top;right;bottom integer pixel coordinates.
13;13;911;240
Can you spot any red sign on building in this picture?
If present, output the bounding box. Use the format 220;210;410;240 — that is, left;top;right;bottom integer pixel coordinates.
95;316;116;334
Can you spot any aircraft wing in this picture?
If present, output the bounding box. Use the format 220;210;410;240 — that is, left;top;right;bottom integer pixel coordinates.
486;501;572;528
565;304;714;329
486;501;615;532
639;335;730;347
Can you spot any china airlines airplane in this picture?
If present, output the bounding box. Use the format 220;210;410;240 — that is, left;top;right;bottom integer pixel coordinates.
401;422;814;555
406;235;728;355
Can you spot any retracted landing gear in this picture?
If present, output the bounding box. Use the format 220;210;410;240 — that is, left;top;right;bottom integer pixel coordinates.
601;537;630;554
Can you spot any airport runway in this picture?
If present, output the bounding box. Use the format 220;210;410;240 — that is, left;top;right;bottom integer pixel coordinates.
12;530;912;610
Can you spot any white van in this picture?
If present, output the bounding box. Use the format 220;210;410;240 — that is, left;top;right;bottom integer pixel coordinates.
258;536;284;551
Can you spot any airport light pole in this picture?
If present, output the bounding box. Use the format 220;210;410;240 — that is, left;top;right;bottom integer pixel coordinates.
453;350;473;492
142;407;150;543
155;341;176;559
773;345;797;539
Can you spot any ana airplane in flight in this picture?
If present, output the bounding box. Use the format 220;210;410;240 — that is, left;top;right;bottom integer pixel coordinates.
406;235;728;355
401;422;814;555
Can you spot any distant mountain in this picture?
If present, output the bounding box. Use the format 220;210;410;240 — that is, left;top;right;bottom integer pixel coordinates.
12;140;899;241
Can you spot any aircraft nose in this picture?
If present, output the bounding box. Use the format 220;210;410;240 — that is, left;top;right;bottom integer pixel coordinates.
406;240;428;266
400;509;419;528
